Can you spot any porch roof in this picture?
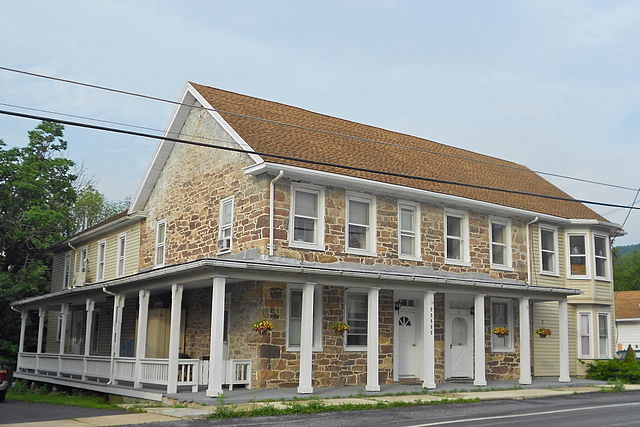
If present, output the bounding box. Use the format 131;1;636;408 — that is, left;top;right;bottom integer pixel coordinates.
12;255;581;309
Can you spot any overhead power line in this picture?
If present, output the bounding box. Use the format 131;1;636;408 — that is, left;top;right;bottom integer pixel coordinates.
1;108;638;214
1;65;637;193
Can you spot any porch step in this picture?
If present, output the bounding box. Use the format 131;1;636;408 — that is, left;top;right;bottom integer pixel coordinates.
445;378;474;384
398;378;421;385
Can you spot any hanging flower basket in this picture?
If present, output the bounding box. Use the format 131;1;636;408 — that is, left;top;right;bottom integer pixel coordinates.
329;321;350;333
253;319;273;335
536;328;552;338
492;327;509;337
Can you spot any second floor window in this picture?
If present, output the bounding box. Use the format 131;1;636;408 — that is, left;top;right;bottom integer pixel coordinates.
346;193;375;255
155;220;166;266
445;211;467;263
79;247;88;272
116;234;127;277
63;253;71;289
96;241;106;281
490;220;510;268
540;227;557;274
218;198;233;253
593;235;609;280
290;186;324;249
568;234;587;277
399;202;420;259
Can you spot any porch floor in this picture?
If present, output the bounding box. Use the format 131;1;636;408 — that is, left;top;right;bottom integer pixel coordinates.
166;378;608;405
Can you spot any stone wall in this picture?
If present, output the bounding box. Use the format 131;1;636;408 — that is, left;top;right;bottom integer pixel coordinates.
484;299;521;381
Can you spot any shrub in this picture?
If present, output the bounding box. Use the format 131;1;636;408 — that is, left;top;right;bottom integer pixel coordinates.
625;344;637;363
583;357;640;383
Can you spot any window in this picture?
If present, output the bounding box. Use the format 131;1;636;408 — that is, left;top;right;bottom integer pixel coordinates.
286;285;323;350
491;299;513;351
290;185;324;250
568;234;588;278
539;226;558;275
78;247;88;272
116;234;127;277
217;198;233;253
96;240;106;281
56;313;64;343
579;312;592;358
445;210;468;263
593;235;609;280
90;311;101;354
155;220;166;266
398;201;420;259
346;193;376;255
345;291;368;348
490;219;511;269
63;253;71;289
598;313;610;359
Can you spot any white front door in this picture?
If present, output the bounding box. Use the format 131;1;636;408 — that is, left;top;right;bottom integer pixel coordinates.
447;314;473;378
397;308;417;377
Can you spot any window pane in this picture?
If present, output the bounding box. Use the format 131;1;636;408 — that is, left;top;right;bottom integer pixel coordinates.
492;302;507;326
156;246;164;265
346;293;367;346
569;235;586;255
581;336;590;354
570;256;586;275
289;290;302;346
542;251;554;272
348;225;368;249
451;317;467;345
446;216;461;237
222;202;232;226
294;217;316;243
595;258;606;277
401;235;415;256
295;191;318;218
400;208;414;232
447;238;461;260
491;223;505;244
541;229;554;251
599;314;608;336
492;244;505;265
349;200;369;225
594;236;607;257
157;222;166;244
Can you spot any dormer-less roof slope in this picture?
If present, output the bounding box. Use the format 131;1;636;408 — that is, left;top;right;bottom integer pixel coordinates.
615;291;640;319
188;83;604;220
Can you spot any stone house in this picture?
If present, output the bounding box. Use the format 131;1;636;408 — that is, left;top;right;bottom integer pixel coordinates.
12;83;620;400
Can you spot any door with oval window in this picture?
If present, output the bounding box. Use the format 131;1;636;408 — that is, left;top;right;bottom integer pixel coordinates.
397;308;417;377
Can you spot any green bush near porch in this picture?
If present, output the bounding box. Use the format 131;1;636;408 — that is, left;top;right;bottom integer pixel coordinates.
583;353;640;384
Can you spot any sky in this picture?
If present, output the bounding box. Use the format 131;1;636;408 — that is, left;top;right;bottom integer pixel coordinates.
0;1;639;245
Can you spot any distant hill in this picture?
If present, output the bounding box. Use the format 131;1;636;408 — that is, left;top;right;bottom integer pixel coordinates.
616;243;640;255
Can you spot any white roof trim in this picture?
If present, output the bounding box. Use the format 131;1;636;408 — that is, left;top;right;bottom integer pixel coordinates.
244;162;584;225
129;83;263;212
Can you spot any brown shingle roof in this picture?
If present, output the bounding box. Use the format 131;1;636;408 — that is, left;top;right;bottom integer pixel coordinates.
615;291;640;319
191;83;605;220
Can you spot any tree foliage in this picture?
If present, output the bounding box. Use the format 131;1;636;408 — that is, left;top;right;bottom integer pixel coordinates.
613;248;640;291
0;122;77;364
71;184;130;234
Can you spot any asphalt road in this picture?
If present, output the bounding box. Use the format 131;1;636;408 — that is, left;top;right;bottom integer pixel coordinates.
0;400;128;424
138;390;640;427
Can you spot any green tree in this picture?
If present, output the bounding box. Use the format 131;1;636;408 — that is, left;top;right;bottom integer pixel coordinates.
0;121;77;364
71;184;130;234
614;248;640;291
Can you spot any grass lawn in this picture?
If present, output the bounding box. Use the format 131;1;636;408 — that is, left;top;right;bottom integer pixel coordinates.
7;384;122;410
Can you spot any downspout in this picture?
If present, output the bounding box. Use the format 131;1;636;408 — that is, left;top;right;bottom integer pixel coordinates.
525;216;539;286
269;170;284;257
102;286;118;384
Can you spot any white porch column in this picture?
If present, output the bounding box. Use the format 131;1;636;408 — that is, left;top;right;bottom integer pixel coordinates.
18;310;27;353
366;287;380;392
134;290;150;388
167;284;184;394
298;282;316;394
422;291;436;389
519;297;532;385
109;294;125;384
473;294;487;386
559;298;571;382
36;307;45;373
207;275;227;397
82;299;95;380
58;303;69;377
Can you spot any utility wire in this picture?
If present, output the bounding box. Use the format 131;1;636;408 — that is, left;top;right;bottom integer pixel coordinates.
1;108;638;214
1;65;637;193
612;187;640;245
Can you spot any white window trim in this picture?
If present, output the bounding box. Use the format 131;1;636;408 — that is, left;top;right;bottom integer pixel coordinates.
593;233;611;282
491;298;514;352
597;312;612;359
288;184;325;251
96;240;106;281
566;231;591;279
345;192;377;256
285;284;323;352
62;253;71;289
344;288;368;352
489;217;513;271
398;200;422;261
78;246;88;273
217;197;234;255
578;311;594;358
116;233;127;278
155;220;167;266
444;208;470;266
539;224;560;277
